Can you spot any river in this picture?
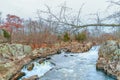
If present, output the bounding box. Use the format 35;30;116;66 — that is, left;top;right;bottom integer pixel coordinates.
20;46;115;80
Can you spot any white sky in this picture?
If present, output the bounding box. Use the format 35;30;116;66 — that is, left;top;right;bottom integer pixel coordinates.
0;0;109;19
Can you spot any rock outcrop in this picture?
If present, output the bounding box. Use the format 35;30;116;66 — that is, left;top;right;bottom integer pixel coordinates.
0;43;32;80
96;40;120;80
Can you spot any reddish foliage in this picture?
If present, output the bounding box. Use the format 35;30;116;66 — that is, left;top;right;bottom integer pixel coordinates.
0;14;23;32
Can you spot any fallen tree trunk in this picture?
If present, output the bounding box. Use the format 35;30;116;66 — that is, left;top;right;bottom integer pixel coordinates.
75;24;120;28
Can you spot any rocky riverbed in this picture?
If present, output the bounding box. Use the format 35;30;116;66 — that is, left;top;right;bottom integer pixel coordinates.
19;46;115;80
0;41;93;80
96;40;120;80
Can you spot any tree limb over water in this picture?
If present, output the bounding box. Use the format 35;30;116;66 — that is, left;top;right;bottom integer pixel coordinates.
36;3;120;31
74;24;120;28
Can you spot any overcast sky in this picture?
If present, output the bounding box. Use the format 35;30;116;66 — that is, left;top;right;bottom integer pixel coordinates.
0;0;110;19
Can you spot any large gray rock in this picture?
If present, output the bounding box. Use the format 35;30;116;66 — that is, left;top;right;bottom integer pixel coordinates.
0;43;32;60
96;40;120;80
0;43;32;80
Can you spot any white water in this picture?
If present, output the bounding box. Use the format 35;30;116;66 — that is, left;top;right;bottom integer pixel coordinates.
20;46;115;80
20;61;54;79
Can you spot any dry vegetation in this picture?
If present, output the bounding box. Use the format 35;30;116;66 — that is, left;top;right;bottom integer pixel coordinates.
0;0;120;49
0;13;119;49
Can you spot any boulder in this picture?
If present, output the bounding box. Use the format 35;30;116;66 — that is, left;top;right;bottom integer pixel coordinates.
0;43;32;60
27;63;34;71
96;40;120;79
0;43;32;80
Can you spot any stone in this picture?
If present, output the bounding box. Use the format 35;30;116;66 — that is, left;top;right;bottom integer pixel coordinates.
56;50;61;54
32;48;44;55
116;63;120;71
0;43;32;59
27;63;34;71
46;56;51;60
64;55;68;57
39;58;45;64
11;72;25;80
0;65;8;74
114;49;120;56
22;75;38;80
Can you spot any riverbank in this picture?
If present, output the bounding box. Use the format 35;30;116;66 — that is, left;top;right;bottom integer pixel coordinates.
96;40;120;80
0;41;93;80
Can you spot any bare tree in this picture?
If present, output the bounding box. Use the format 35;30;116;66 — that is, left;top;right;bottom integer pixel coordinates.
105;0;120;23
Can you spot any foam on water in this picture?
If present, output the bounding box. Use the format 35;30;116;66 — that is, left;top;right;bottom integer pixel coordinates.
20;61;54;79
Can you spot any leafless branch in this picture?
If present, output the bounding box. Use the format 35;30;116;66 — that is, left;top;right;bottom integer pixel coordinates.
108;0;120;6
76;3;85;26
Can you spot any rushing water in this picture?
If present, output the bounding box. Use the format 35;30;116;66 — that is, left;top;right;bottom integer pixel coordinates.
20;46;115;80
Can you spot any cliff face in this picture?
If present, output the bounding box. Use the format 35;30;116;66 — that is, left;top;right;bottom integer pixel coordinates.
96;40;120;80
